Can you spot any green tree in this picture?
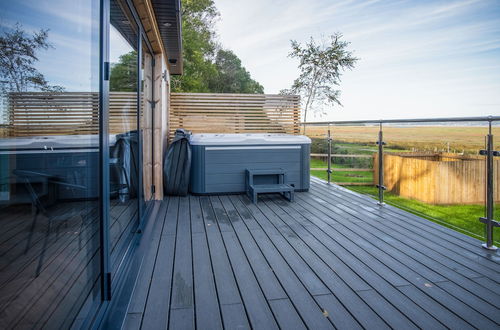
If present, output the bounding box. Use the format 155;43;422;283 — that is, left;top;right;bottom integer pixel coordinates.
283;33;358;127
209;49;264;93
0;24;63;93
110;51;138;92
171;0;218;92
172;0;263;93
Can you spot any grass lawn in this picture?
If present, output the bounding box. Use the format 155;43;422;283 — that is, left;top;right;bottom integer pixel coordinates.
310;158;373;183
344;185;499;245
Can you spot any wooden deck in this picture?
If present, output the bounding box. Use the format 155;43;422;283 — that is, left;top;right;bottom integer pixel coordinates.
0;198;138;329
116;177;500;329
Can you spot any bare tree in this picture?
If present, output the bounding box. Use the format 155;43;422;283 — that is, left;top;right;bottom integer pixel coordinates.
0;23;63;93
282;33;358;132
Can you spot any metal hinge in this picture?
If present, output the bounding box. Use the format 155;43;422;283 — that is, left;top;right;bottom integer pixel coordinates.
148;100;158;109
103;62;110;81
376;184;387;190
105;272;112;300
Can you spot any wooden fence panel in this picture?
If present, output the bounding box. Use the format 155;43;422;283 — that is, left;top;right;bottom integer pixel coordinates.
374;152;500;204
168;93;300;139
6;92;137;136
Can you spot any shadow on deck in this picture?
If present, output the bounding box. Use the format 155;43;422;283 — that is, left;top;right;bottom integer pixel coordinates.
106;177;500;329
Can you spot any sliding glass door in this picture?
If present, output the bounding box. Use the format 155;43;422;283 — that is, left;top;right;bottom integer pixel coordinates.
0;0;156;326
0;0;101;328
108;0;140;274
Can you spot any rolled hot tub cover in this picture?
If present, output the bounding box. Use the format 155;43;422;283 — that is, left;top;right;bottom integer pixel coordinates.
164;129;192;196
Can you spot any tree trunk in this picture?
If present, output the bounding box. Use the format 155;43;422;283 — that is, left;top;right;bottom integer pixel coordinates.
302;66;320;135
303;96;311;135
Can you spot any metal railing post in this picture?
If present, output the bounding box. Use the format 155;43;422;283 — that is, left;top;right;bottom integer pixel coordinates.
327;124;332;184
376;122;386;206
479;120;499;250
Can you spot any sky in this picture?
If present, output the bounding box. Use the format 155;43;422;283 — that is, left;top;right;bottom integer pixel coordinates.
1;0;499;122
0;0;100;92
214;0;500;121
0;0;133;92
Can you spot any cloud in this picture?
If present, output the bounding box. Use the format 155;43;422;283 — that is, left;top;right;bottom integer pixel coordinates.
214;0;500;119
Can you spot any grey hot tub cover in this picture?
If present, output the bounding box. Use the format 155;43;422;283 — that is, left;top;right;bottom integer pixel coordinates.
164;129;192;196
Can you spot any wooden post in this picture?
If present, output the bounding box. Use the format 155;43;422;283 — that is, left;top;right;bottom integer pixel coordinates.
152;54;169;200
142;53;153;201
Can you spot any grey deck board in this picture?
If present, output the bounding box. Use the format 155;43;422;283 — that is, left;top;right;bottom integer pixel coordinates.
198;197;251;329
220;303;250;330
0;199;132;329
190;196;223;330
140;197;178;330
255;197;389;328
267;298;307;330
191;233;223;330
117;179;500;329
472;276;500;295
305;180;500;327
169;196;195;329
257;195;440;329
214;199;284;330
218;195;288;301
126;201;168;315
302;185;494;283
300;186;499;327
304;183;500;308
397;284;475;330
320;178;489;252
220;231;279;330
170;197;194;310
236;196;332;297
199;197;243;306
311;177;500;272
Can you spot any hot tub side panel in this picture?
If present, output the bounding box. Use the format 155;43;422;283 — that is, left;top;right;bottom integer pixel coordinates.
190;144;310;195
190;145;206;194
301;144;311;191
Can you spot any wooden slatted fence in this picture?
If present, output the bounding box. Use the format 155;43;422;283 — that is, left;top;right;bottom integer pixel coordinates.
5;92;137;136
168;93;300;139
374;152;500;204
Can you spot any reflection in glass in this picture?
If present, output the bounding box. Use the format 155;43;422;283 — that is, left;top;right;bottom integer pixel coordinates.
141;43;154;206
109;0;140;274
0;0;100;328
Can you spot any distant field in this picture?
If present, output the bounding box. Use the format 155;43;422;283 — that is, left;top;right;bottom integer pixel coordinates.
302;125;500;153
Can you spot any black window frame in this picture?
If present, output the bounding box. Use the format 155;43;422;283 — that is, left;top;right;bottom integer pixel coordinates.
79;0;158;326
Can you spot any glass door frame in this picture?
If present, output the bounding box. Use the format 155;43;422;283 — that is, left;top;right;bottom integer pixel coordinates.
98;0;156;303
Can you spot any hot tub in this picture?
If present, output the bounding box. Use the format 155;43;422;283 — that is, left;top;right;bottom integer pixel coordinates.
0;134;118;201
189;133;311;194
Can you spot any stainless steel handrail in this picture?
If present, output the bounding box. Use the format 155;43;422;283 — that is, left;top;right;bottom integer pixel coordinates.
300;115;500;126
302;115;500;250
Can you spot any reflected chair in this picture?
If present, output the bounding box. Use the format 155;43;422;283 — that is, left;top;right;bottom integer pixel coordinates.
14;170;88;277
109;158;131;203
